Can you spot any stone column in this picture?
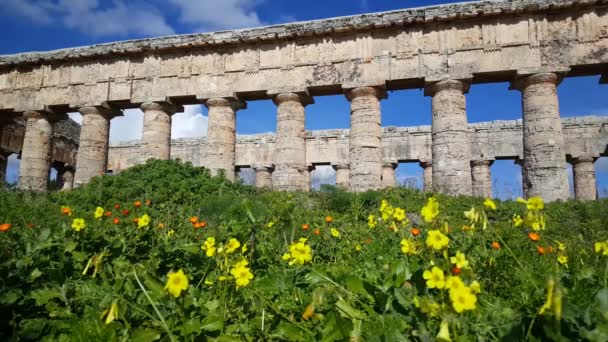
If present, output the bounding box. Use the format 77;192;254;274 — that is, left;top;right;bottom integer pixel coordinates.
382;161;397;188
304;164;315;191
272;93;312;191
471;160;493;198
18;111;58;191
74;106;116;187
420;161;433;192
333;164;350;189
204;98;244;181
346;87;386;192
572;157;597;200
425;80;472;196
512;73;569;202
253;164;273;189
140;102;177;161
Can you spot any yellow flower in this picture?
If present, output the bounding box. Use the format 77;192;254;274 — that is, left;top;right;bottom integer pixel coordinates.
517;196;544;210
464;207;480;223
94;207;104;219
355;244;362;252
470;280;481;294
595;241;608;256
266;221;275;228
483;198;497;210
393;208;406;222
539;278;561;320
284;240;313;265
241;244;248;254
437;319;452;342
233;259;249;269
167;229;175;238
201;237;217;257
380;200;394;221
230;265;254;288
102;300;119;325
450;286;477;313
445;276;465;292
400;239;417;255
138;214;150;228
282;252;291;260
367;214;377;229
557;255;568;266
426;230;449;251
218;275;229;281
450;251;469;269
164;269;189;298
422;266;445;289
204;279;214;286
555;240;566;252
330;228;341;238
72;218;86;232
225;238;241;254
421;197;439;222
512;214;523;227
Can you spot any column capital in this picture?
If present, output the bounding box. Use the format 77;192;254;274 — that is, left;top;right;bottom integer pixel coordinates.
382;160;398;169
345;86;387;102
424;79;471;97
79;106;121;119
204;97;246;111
23;110;66;123
471;159;494;167
252;163;274;172
571;156;597;164
140;101;180;115
272;93;314;106
510;72;563;91
419;161;432;168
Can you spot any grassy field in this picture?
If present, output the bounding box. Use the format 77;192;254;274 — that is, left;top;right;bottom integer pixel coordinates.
1;160;607;341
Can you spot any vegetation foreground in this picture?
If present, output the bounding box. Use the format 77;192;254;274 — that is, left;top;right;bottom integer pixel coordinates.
1;160;608;341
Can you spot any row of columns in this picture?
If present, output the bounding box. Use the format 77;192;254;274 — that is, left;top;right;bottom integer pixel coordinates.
5;72;600;201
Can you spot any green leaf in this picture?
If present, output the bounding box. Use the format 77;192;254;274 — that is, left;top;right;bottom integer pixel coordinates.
29;268;43;281
335;299;365;320
131;327;161;342
0;289;22;304
270;322;308;342
30;288;62;306
201;314;224;332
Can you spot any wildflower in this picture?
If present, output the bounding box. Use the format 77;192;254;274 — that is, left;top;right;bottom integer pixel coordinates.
145;200;151;206
164;269;189;298
446;276;464;292
302;304;315;320
451;266;462;275
313;229;320;236
233;259;249;269
470;280;481;294
204;280;214;286
194;221;206;229
114;204;120;210
330;228;341;238
266;221;275;228
450;287;477;313
528;232;540;241
134;201;142;208
450;251;469;269
158;223;165;229
426;230;449;251
491;241;501;250
555;240;566;252
325;216;333;223
113;217;120;225
202;237;217;257
512;214;523;227
133;218;139;224
537;246;545;255
436;320;452;342
102;300;119;325
367;214;377;229
355;244;362;252
283;240;313;265
241;244;248;254
138;214;150;228
122;209;129;216
483;198;497;210
167;230;175;238
104;211;112;217
464;207;480;224
380;200;394;221
218;275;229;281
301;223;309;231
393;208;406;222
410;227;421;236
557;255;568;266
225;238;241;254
400;239;417;255
0;223;11;232
94;207;104;219
422;266;446;289
421;197;439;223
189;216;198;225
595;240;608;256
61;206;72;216
72;218;86;232
539;278;562;320
230;265;254;288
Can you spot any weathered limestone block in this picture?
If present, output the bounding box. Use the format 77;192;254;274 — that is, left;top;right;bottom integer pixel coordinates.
141;102;177;161
304;165;314;191
333;164;350;189
18;111;58;191
382;161;397;188
471;160;493;198
425;80;472;196
253;164;273;189
272;93;312;191
74;106;116;187
346;87;386;192
572;157;597;200
513;73;569;202
420;161;433;192
204;97;244;181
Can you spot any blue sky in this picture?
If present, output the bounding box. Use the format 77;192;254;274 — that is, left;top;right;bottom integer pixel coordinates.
1;0;607;198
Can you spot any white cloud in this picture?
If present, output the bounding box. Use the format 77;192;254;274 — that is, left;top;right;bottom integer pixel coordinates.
168;0;265;31
311;165;335;190
5;154;20;184
172;105;208;138
1;0;175;38
110;109;143;142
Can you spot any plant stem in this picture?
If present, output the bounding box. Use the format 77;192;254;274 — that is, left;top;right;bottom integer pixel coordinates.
132;268;175;342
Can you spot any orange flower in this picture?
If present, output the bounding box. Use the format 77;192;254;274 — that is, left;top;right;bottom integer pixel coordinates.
546;246;554;254
491;241;501;250
189;216;198;224
410;228;421;236
122;209;130;216
114;204;120;210
451;266;462;275
537;246;545;255
61;207;72;216
134;201;142;208
113;217;120;225
158;223;165;229
313;229;320;236
364;238;373;245
133;218;139;224
145;200;151;206
104;211;112;217
0;223;11;232
325;216;333;223
528;232;540;242
301;223;309;231
199;221;207;228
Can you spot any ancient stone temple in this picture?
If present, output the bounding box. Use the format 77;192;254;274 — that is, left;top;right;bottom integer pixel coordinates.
1;0;608;201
